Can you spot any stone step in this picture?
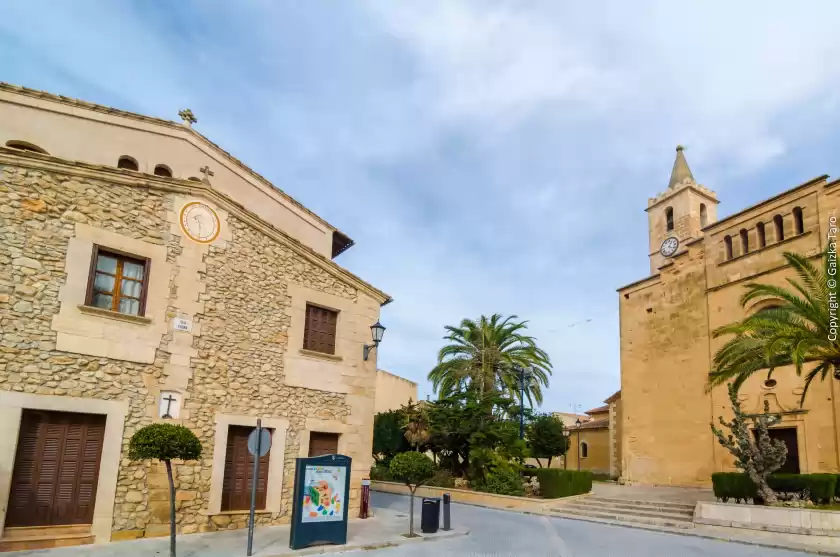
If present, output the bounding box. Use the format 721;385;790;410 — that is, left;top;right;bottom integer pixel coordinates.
586;496;696;512
564;499;695;517
0;532;94;553
2;525;91;539
556;502;693;522
548;507;695;529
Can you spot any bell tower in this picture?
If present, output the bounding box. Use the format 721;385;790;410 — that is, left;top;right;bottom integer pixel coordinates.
647;146;719;273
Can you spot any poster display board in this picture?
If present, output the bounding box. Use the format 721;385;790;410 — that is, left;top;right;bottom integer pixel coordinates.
289;454;352;550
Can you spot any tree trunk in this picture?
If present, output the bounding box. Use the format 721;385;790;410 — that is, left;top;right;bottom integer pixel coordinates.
746;466;777;505
165;459;176;557
547;457;552;468
408;486;416;537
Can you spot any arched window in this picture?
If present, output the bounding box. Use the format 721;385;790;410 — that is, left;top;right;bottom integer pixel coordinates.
700;203;708;228
665;207;674;232
724;235;733;260
5;140;48;154
793;207;804;235
774;215;785;242
580;442;588;459
117;156;139;171
153;164;172;177
757;222;766;248
740;229;749;255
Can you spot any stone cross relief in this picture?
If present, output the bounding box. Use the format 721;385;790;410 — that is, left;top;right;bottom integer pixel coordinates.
200;165;214;184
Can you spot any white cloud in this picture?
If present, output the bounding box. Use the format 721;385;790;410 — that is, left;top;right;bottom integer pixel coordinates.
3;1;840;414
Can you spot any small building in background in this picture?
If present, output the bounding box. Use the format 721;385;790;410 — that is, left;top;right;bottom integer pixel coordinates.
374;369;418;413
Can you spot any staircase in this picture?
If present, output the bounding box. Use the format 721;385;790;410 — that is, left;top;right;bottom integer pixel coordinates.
0;525;95;552
548;496;696;529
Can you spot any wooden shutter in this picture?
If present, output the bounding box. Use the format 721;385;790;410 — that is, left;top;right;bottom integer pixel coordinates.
308;432;339;457
7;411;105;527
221;426;271;511
303;304;338;355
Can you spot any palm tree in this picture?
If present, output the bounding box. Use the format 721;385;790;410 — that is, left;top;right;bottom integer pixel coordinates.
427;314;552;406
708;250;840;405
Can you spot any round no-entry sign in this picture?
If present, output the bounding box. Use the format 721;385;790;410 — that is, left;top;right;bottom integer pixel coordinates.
247;428;272;457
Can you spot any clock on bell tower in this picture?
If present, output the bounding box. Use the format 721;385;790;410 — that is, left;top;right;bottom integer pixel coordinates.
646;146;719;273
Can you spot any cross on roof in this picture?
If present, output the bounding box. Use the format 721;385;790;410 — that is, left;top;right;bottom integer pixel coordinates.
178;108;197;126
200;165;214;183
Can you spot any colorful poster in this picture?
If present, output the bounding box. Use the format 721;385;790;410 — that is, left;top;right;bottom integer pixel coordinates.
300;464;346;523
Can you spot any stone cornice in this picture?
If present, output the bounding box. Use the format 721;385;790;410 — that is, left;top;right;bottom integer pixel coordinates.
0;81;348;240
702;174;829;232
646;181;718;211
0;148;392;305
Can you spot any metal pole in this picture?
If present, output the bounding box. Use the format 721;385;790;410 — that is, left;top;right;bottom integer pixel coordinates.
577;428;580;471
519;368;525;439
442;493;451;531
247;419;261;557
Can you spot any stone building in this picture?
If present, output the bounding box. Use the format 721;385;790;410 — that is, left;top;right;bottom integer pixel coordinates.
563;391;621;477
618;146;840;486
373;369;417;413
0;83;391;550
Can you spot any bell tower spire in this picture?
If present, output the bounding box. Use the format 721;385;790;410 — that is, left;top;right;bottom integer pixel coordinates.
668;145;694;188
646;145;718;273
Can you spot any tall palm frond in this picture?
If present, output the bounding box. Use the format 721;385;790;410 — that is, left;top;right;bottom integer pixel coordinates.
428;314;552;407
708;250;840;406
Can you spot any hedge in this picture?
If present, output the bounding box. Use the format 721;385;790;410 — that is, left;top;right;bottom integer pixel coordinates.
712;472;837;504
536;469;592;498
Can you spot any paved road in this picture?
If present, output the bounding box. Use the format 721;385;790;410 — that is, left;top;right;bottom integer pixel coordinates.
338;492;812;557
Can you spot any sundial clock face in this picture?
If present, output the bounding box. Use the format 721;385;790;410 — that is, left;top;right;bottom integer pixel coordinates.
660;236;679;257
180;201;220;244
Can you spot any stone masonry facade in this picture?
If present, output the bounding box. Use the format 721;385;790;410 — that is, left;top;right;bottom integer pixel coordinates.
0;155;382;540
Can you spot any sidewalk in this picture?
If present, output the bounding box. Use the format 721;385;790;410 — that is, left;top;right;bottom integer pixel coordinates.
7;509;468;557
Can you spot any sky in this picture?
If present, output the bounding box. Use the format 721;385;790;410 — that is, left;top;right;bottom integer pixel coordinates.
2;1;840;413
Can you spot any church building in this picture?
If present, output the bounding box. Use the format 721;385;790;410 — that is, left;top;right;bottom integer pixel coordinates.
618;146;840;486
0;83;390;550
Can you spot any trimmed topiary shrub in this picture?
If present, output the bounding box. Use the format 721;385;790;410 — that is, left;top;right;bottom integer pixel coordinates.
536;469;592;498
769;474;836;504
473;468;525;496
129;423;202;557
711;472;758;503
713;472;837;504
389;452;437;537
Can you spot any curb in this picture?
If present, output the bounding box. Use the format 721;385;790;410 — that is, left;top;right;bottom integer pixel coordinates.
544;511;840;556
260;528;470;556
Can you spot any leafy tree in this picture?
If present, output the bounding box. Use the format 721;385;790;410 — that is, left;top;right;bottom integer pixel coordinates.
129;424;202;557
389;452;437;537
710;384;787;504
527;413;569;467
708;250;840;405
373;409;410;463
425;390;525;480
427;314;552;405
402;399;430;450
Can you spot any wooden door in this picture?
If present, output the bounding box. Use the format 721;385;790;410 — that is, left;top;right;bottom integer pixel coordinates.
308;432;339;457
7;410;106;527
221;426;270;511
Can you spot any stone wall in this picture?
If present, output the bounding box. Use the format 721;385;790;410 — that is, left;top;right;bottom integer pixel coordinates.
0;160;381;540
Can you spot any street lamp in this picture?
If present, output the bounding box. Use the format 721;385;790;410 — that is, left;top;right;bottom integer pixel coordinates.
518;367;534;439
575;418;582;471
362;321;386;361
